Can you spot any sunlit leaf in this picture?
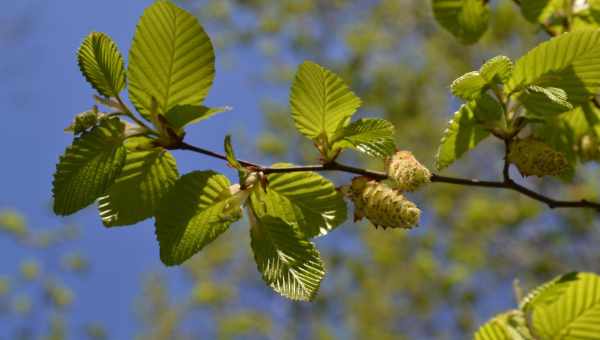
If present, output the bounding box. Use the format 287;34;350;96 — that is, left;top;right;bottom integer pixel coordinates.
331;118;396;158
520;272;579;313
450;71;487;100
250;164;347;238
53;118;126;216
519;0;566;24
77;32;126;98
474;310;533;340
432;0;490;44
164;105;230;130
128;0;215;118
249;214;324;301
507;30;600;105
98;145;179;227
520;85;574;116
155;171;241;265
224;135;242;170
528;272;600;339
480;55;513;84
435;99;497;170
290;61;361;142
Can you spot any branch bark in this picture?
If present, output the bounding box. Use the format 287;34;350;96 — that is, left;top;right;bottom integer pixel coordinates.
176;141;600;212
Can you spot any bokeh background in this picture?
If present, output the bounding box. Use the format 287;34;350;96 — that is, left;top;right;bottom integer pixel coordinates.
2;0;600;339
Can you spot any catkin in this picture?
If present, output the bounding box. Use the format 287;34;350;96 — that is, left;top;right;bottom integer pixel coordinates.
350;177;420;229
508;138;568;177
385;151;431;192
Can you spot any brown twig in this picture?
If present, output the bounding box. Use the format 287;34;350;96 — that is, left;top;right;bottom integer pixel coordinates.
176;141;600;211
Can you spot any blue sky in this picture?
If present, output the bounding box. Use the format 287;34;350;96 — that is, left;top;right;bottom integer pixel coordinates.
0;1;269;338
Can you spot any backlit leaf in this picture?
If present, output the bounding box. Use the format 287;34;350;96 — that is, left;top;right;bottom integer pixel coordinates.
290;61;361;142
53;118;126;215
98;145;179;227
128;0;215;119
331;118;396;158
249;214;325;301
155;171;241;265
77;32;126;98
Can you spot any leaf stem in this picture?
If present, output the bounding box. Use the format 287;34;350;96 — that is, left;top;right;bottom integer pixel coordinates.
176;141;600;211
115;95;160;136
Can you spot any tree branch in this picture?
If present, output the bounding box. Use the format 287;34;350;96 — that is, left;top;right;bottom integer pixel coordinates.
176;141;600;212
503;139;511;182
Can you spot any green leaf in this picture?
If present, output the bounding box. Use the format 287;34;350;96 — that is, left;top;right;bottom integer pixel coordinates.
290;61;362;142
250;164;347;238
164;105;230;130
480;55;513;84
532;103;600;164
128;0;215;119
224;135;242;170
98;146;179;227
520;272;579;313
249;214;325;301
472;93;504;122
474;315;511;340
331;118;396;158
77;32;126;98
53;118;126;216
519;0;566;23
528;272;600;339
450;71;487;100
474;310;533;340
520;85;574;117
432;0;490;44
531;111;578;168
506;30;600;104
155;171;241;266
435;101;493;170
571;1;600;31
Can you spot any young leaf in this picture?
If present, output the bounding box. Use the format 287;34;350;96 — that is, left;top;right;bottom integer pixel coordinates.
331;118;396;158
432;0;490;44
479;55;513;84
128;0;215;119
250;164;347;238
98;146;179;227
77;32;126;98
224;135;242;170
531;111;578;170
53;118;126;216
155;171;241;266
435;101;493;170
450;71;487;100
506;30;600;104
519;85;574;117
163;105;230;131
528;272;600;339
290;61;361;142
472;93;504;122
249;214;325;301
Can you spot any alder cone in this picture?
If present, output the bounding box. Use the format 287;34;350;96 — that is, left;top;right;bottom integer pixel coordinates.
385;150;431;192
508;138;568;177
350;177;420;230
